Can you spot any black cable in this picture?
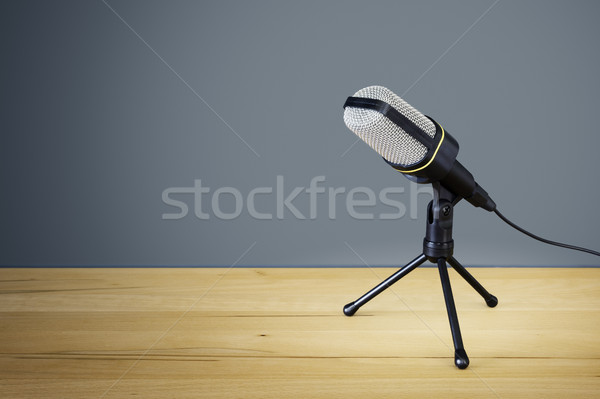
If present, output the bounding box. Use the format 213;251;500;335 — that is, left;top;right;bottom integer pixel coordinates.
494;209;600;258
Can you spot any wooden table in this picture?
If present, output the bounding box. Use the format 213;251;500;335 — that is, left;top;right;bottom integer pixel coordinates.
1;267;599;398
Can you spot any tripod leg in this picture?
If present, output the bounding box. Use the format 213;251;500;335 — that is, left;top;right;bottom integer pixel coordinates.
437;258;469;369
447;257;498;308
343;253;427;316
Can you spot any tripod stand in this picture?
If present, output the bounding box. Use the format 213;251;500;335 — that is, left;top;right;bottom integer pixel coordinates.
343;182;498;369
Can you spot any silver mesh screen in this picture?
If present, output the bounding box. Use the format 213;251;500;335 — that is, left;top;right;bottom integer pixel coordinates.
343;86;436;167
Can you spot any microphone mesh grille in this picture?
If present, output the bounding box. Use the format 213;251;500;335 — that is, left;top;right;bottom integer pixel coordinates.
343;86;436;167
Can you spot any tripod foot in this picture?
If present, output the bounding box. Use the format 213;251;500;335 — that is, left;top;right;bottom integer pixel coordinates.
342;254;427;317
454;348;469;369
447;257;498;309
486;295;498;308
343;301;360;316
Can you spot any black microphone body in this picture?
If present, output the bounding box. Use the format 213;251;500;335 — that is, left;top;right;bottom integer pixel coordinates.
441;160;495;211
397;120;495;211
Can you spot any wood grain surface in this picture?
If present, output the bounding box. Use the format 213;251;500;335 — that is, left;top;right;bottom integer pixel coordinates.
0;267;599;398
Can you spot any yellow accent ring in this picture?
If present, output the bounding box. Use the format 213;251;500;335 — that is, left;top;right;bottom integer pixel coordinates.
399;124;445;174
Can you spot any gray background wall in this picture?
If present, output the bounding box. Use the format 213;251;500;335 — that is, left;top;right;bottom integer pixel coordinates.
1;0;599;267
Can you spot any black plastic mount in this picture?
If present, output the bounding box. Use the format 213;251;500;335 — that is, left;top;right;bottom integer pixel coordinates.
423;182;458;261
343;182;497;369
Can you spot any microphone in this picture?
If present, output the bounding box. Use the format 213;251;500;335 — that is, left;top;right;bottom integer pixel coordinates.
343;85;496;211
